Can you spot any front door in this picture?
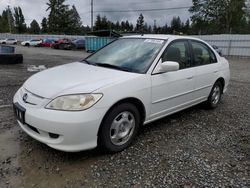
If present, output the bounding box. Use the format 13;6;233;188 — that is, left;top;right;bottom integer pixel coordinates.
150;40;195;120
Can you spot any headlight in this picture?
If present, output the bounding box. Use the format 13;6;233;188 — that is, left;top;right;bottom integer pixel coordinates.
46;94;103;111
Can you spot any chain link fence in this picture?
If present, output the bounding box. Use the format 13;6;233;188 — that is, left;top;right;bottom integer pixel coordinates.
1;33;250;57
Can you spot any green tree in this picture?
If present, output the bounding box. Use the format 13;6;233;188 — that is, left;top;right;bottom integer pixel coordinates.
114;21;120;31
94;15;109;30
29;19;40;34
189;0;247;34
0;11;9;32
46;0;69;33
66;5;82;34
0;7;14;33
125;20;130;31
13;6;26;33
136;13;144;32
101;16;109;30
94;14;102;30
41;17;48;33
183;19;190;34
170;16;182;33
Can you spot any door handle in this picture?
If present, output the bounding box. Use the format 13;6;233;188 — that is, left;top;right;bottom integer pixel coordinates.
213;71;218;73
187;76;193;80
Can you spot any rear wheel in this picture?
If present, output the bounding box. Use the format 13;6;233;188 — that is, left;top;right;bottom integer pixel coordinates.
25;43;30;47
98;103;140;153
206;81;223;109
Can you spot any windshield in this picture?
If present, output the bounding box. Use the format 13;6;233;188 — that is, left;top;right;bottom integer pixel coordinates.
85;38;165;73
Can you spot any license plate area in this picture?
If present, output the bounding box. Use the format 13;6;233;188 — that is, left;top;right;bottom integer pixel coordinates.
13;103;26;124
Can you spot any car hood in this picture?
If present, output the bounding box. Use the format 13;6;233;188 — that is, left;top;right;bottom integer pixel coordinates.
24;62;140;99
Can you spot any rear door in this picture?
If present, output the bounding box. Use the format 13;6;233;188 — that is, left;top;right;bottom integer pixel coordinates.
150;40;195;120
189;40;219;100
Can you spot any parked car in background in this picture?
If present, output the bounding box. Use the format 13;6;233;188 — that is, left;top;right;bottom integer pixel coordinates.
212;45;223;56
1;38;17;45
21;39;42;47
51;38;73;50
71;39;85;49
38;38;56;47
0;38;5;43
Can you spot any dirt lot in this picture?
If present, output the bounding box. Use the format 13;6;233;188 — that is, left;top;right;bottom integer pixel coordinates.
0;46;249;188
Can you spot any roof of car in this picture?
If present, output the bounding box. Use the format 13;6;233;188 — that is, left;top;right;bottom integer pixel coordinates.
122;34;199;41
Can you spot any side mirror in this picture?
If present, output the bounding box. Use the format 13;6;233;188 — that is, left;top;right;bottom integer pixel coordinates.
154;60;179;73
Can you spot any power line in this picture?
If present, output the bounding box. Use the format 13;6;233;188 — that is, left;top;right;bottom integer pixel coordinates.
95;0;173;6
94;6;191;13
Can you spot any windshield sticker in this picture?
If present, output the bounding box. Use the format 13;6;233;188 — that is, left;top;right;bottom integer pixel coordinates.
144;39;164;44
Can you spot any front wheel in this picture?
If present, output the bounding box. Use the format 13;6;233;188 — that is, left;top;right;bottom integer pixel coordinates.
98;103;140;153
206;81;223;109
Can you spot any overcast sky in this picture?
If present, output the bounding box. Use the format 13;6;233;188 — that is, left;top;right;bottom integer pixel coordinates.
0;0;192;26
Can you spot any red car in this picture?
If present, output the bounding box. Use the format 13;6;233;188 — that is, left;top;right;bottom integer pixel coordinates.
51;38;74;50
39;38;56;47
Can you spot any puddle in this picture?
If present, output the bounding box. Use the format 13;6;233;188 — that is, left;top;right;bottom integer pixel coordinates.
27;65;47;72
0;107;96;187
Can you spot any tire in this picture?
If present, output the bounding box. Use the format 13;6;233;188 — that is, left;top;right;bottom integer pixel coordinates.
25;43;30;47
205;81;223;109
59;44;65;50
98;103;140;153
71;44;77;50
13;42;17;45
0;54;23;64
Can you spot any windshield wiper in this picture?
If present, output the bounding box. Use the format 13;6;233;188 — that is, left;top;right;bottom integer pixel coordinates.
95;63;132;72
82;59;97;66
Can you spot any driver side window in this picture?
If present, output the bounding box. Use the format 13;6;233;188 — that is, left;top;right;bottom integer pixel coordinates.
162;40;190;69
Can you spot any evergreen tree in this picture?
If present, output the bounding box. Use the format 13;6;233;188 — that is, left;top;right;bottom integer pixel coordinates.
189;0;247;34
136;13;144;32
94;15;109;30
0;11;9;32
121;21;126;31
13;7;26;33
125;20;130;31
29;19;40;34
148;25;152;33
129;23;134;31
0;7;14;33
66;5;82;34
41;17;48;33
114;21;120;31
94;14;102;30
101;16;109;30
183;19;190;34
46;0;69;33
170;16;182;33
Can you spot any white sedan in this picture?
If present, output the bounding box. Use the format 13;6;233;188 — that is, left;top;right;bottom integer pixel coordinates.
1;38;17;45
13;35;230;152
21;39;42;47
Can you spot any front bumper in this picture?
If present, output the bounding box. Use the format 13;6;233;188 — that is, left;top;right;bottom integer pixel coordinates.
13;89;107;152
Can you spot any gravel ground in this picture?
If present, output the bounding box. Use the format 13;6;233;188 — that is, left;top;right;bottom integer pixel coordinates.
0;46;249;188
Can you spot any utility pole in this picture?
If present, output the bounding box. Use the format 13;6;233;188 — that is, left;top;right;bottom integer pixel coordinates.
7;5;12;33
91;0;93;31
